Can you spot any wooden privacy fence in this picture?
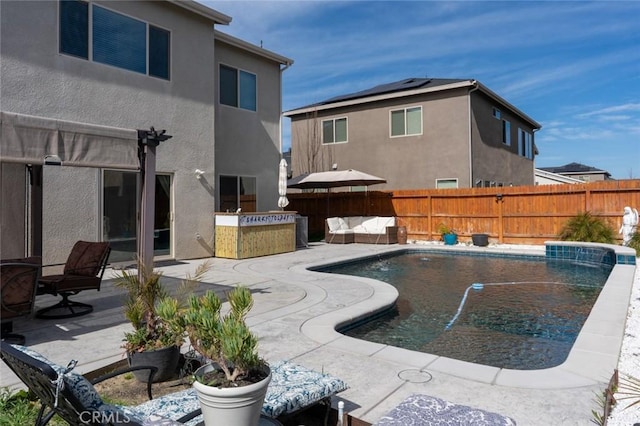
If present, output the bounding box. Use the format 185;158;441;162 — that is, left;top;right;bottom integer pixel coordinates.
287;179;640;245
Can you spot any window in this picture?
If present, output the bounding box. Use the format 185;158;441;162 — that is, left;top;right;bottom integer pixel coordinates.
220;64;257;111
502;120;511;146
493;108;501;119
219;175;257;212
436;179;458;189
59;1;170;80
322;118;347;144
390;106;422;137
518;128;534;160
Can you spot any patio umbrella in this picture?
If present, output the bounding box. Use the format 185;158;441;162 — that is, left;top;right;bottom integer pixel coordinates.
287;169;386;189
288;169;386;216
277;158;289;209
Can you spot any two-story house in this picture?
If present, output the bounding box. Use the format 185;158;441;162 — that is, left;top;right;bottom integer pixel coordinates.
0;0;292;264
284;78;541;190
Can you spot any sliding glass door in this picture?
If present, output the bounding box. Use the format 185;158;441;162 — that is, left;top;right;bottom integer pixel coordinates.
103;170;172;262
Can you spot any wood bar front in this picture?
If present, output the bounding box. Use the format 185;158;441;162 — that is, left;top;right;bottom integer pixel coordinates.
214;212;297;259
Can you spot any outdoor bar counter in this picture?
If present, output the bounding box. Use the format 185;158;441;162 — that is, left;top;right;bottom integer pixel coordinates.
214;211;297;259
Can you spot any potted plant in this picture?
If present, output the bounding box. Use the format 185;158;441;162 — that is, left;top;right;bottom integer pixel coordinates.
157;286;270;426
115;261;208;383
437;223;458;245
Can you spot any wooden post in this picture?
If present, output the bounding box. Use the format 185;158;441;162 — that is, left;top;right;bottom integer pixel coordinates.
497;194;504;243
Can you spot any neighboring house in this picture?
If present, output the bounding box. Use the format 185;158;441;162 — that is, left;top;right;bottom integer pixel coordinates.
538;163;612;182
534;169;584;185
284;78;541;190
0;0;292;264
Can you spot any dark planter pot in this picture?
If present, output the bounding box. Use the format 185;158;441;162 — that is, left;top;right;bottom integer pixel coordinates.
397;226;407;245
128;345;180;383
443;233;458;245
472;233;489;247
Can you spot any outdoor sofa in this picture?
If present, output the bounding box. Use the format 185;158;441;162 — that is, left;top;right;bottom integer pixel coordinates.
325;216;398;244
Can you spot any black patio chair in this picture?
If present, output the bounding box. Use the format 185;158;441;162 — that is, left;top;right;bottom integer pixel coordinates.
36;241;111;319
0;341;201;425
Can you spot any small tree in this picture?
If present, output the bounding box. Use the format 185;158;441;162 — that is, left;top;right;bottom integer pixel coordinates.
156;286;266;386
558;212;615;243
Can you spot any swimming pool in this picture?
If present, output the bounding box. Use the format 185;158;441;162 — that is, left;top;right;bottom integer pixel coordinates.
320;251;612;370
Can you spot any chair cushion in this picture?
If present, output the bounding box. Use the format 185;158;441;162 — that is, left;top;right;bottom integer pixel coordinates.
120;388;200;425
130;360;349;421
326;217;341;232
64;241;109;276
374;394;516;426
327;217;351;233
262;360;348;418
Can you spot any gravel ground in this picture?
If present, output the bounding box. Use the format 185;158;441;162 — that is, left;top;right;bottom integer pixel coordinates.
607;258;640;426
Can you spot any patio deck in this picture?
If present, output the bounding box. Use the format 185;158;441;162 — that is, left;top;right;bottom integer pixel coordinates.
1;242;637;425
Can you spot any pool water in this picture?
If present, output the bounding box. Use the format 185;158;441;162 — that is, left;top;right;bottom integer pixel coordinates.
322;251;612;370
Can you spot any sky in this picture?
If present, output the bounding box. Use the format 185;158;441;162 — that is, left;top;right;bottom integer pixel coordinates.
202;1;640;179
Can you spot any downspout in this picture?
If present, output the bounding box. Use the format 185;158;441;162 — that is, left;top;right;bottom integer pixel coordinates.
279;61;293;156
467;80;479;187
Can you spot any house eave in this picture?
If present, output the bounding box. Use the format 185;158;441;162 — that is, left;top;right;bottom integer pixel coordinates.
475;82;541;129
284;80;476;117
284;79;541;130
215;30;294;66
167;0;232;25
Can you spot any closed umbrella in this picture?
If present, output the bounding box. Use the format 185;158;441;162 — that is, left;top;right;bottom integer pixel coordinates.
277;158;289;209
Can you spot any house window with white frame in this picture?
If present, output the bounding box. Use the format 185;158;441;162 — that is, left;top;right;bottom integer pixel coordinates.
493;108;501;119
219;64;257;111
436;178;458;189
502;120;511;146
322;118;347;144
59;0;170;80
390;106;422;137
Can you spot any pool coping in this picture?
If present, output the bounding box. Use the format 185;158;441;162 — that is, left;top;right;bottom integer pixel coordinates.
298;241;637;389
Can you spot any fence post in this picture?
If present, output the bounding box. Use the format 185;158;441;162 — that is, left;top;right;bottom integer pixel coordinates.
497;195;504;243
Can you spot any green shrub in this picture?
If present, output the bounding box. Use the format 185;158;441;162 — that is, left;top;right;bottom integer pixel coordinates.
0;387;67;426
627;231;640;256
558;212;615;243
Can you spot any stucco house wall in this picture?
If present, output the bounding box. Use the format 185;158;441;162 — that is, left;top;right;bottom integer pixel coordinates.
213;33;290;212
1;1;290;264
1;0;221;263
470;91;537;187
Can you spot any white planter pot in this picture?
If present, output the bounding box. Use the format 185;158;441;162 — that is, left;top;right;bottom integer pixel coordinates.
193;363;272;426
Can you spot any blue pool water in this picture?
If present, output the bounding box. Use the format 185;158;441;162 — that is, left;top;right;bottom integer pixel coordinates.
321;251;612;370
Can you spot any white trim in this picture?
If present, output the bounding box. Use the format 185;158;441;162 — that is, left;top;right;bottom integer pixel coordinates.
389;105;423;138
215;30;293;66
168;0;232;25
321;117;348;144
436;178;459;189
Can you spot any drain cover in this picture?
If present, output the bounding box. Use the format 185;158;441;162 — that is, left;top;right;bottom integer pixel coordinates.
398;369;433;383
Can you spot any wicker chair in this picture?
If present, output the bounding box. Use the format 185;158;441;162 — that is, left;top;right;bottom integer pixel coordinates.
1;257;41;345
36;241;110;319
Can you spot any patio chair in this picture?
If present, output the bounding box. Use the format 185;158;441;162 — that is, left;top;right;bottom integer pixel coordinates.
1;257;41;345
1;342;349;426
0;341;201;426
36;241;111;319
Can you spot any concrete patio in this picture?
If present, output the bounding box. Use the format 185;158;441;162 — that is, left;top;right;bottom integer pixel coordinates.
2;242;637;425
